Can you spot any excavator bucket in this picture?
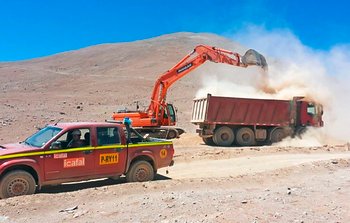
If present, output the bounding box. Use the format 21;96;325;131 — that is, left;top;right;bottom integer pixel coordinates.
242;49;268;71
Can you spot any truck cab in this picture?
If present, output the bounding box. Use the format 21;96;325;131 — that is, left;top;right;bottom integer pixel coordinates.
298;101;324;127
0;122;174;199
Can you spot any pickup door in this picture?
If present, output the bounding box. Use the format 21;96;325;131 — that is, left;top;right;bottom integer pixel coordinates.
44;128;95;180
93;127;127;176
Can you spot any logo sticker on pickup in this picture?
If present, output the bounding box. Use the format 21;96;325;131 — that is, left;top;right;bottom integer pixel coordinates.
54;153;67;159
63;157;85;168
160;149;167;159
100;153;119;165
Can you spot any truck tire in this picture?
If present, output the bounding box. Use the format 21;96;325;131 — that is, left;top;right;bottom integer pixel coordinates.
126;161;154;182
213;126;234;146
202;137;215;146
0;170;36;199
236;127;256;146
270;128;285;143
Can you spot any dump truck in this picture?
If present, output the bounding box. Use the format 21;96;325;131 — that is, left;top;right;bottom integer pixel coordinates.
0;121;174;198
191;94;323;146
112;45;267;139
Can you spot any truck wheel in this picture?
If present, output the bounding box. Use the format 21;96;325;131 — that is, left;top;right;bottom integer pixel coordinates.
236;127;256;146
202;137;215;146
0;170;36;199
126;161;154;182
270;128;285;143
213;126;234;146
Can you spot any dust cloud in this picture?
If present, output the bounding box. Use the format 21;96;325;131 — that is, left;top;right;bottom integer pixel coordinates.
196;26;350;145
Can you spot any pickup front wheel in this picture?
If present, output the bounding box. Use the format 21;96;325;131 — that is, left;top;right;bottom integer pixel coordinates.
0;170;36;199
126;161;155;182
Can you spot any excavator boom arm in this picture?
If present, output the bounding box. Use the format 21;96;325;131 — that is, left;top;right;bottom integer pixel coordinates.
148;45;267;121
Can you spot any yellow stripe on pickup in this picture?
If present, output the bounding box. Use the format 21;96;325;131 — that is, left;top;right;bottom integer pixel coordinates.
128;141;173;148
0;151;46;160
0;142;173;160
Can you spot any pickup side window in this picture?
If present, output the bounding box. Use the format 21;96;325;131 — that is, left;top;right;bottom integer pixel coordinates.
51;128;90;149
97;127;120;146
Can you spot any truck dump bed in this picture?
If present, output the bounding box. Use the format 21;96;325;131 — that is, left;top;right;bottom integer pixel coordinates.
191;94;293;127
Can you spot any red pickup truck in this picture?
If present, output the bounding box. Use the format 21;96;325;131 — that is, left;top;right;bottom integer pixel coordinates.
0;122;174;198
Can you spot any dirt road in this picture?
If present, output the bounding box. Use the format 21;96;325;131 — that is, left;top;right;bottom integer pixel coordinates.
160;152;350;179
0;142;349;223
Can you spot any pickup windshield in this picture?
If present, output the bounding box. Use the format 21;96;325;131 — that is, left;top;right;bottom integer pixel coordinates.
23;126;62;148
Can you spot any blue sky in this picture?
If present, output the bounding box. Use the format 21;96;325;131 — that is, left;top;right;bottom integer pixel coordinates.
0;0;349;61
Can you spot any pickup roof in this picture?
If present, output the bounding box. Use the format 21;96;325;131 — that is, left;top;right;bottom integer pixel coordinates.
0;122;174;198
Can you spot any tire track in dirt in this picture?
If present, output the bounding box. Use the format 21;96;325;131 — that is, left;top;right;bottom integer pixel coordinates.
159;152;350;179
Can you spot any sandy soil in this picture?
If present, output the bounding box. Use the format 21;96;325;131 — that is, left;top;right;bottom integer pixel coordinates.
1;33;350;222
0;142;349;223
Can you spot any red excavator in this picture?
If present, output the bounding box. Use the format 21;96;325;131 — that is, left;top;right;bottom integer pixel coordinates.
112;45;268;138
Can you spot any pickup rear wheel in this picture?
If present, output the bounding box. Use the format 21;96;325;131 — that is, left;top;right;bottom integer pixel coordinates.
0;170;36;199
126;161;154;182
213;126;234;146
236;127;256;146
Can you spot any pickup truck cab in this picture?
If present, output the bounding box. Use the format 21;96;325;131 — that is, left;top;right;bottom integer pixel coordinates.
0;122;174;198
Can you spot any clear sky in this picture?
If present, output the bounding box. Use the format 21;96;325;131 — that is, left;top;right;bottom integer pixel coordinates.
0;0;349;61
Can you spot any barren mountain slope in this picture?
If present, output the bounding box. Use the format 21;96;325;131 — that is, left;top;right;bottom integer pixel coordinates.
0;32;244;143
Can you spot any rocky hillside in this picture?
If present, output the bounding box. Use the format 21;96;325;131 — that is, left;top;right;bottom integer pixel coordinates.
0;32;246;142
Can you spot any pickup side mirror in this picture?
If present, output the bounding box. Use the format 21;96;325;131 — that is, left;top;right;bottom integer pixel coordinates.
50;141;62;149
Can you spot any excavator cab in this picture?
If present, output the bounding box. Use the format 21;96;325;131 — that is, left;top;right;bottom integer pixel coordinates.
167;104;176;124
161;104;176;126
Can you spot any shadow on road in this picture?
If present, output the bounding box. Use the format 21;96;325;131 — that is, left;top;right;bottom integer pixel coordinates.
38;174;172;194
